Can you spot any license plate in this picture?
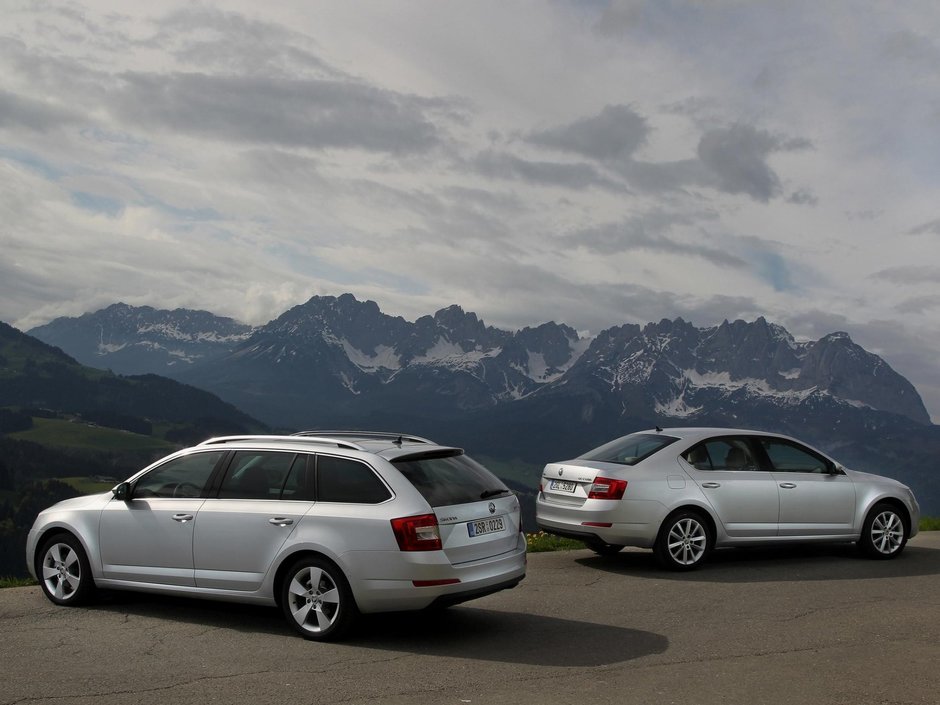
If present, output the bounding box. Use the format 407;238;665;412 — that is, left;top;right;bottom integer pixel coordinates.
550;479;577;492
468;516;505;537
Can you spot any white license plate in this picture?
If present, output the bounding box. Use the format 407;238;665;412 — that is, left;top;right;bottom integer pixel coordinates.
550;479;577;492
468;516;505;537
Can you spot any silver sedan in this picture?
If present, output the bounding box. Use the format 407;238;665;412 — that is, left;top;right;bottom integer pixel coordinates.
536;427;920;569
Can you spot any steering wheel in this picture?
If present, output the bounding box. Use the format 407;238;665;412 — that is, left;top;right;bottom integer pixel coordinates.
173;482;202;498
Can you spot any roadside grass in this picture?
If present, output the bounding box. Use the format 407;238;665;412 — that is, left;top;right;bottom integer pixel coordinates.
526;531;586;552
0;576;36;588
920;516;940;531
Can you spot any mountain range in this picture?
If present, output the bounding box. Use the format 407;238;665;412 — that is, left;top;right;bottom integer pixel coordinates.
24;294;940;516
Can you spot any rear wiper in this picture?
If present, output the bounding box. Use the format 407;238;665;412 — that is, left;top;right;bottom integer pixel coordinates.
480;488;510;499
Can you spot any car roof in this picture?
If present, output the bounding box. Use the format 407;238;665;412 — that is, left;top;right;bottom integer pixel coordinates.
196;432;461;461
634;427;797;443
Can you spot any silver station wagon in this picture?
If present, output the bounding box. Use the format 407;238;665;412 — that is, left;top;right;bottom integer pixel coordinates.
536;427;920;569
27;432;526;640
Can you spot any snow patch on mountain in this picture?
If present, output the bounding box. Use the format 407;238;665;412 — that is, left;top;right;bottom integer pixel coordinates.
341;340;401;371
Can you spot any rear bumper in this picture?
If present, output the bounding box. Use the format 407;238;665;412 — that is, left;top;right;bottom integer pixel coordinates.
344;535;527;613
535;496;662;548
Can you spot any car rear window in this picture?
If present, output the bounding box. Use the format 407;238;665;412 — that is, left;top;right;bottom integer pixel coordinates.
392;451;510;507
579;433;678;466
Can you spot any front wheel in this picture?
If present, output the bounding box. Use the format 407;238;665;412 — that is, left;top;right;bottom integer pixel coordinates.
280;556;358;641
654;511;711;570
859;503;907;559
37;533;96;606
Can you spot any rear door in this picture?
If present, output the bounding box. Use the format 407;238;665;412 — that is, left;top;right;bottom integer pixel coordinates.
392;452;521;565
193;451;314;591
681;436;779;538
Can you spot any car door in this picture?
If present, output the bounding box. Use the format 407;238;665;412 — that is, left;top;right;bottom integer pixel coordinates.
99;450;224;586
680;436;779;538
193;451;314;591
756;436;856;536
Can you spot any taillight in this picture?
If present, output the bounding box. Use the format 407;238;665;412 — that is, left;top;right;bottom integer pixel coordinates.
390;513;442;551
588;477;627;500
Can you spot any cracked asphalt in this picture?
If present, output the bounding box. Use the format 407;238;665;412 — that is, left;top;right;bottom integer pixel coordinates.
3;533;940;705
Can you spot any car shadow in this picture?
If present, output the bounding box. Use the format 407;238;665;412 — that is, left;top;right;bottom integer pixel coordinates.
348;607;668;666
573;542;940;582
87;592;668;665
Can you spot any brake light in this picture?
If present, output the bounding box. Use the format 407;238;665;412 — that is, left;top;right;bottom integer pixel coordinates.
588;477;627;500
391;513;442;551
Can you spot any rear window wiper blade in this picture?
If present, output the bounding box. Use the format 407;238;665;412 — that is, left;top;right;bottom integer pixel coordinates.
480;488;510;499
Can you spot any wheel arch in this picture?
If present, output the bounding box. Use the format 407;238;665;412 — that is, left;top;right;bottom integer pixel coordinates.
271;549;354;609
660;503;719;544
864;497;912;536
32;525;96;578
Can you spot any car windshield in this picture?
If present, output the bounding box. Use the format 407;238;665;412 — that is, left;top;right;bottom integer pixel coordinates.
579;433;678;466
392;451;510;507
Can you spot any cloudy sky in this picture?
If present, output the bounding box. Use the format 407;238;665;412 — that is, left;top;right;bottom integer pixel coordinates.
2;1;940;420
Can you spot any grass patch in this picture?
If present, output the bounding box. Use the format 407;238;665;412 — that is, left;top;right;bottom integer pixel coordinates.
58;476;117;494
920;517;940;531
0;576;36;588
8;417;175;453
526;531;586;552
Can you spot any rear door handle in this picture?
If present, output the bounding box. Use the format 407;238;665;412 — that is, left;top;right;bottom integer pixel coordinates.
779;482;797;489
701;482;721;489
172;513;194;523
269;517;294;526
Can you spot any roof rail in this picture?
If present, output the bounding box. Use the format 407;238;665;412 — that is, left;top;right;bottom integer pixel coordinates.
291;430;435;445
198;435;366;451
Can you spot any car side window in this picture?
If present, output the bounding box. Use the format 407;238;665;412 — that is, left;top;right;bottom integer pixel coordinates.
317;455;391;504
759;438;832;474
218;451;297;500
133;451;223;498
683;438;759;471
281;454;315;501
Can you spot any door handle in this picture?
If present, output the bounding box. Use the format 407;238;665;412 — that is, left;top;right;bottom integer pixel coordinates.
779;482;797;489
172;513;194;522
269;517;294;526
701;482;721;489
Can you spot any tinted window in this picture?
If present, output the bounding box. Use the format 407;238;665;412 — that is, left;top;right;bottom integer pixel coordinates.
218;451;298;500
281;454;315;501
759;438;831;474
393;452;509;507
134;451;223;498
579;433;678;466
683;438;760;471
318;455;391;504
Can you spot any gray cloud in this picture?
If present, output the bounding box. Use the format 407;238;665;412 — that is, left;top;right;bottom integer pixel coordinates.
0;89;80;131
895;295;940;315
909;219;940;235
872;266;940;285
109;71;448;154
471;150;625;191
697;124;791;202
787;189;819;206
568;214;747;270
526;104;649;162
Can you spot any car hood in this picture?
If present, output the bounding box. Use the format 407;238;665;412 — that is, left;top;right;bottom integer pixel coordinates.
39;491;113;515
845;467;910;490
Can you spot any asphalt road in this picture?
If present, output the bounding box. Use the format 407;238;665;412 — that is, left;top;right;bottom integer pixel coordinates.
3;534;940;705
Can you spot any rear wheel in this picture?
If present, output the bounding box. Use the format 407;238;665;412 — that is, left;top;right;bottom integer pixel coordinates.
37;533;96;606
859;503;907;559
654;511;711;571
280;556;358;641
585;539;625;556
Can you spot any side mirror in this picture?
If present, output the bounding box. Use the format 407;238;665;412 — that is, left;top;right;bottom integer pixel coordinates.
112;482;131;501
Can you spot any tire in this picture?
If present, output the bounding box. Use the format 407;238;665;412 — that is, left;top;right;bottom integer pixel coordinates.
36;533;96;606
654;510;711;571
859;503;908;559
585;539;625;557
280;556;358;641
